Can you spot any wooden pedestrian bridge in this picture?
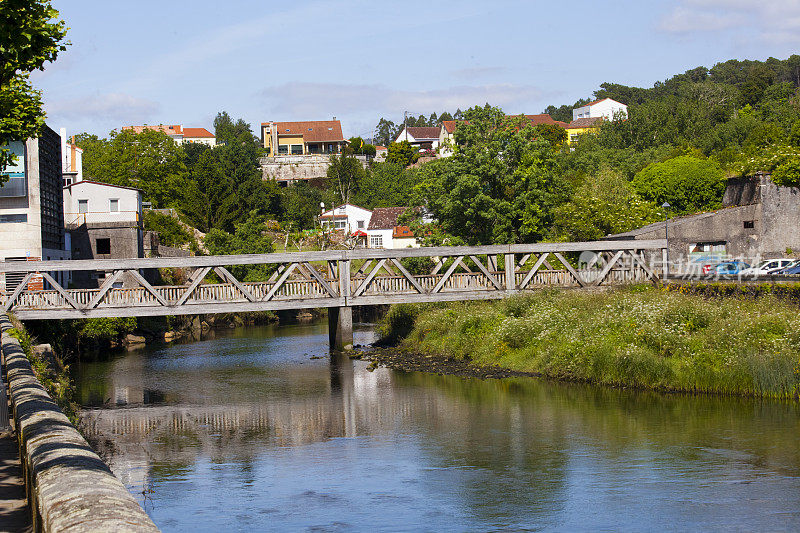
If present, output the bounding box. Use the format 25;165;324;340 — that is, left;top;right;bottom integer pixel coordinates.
1;239;666;349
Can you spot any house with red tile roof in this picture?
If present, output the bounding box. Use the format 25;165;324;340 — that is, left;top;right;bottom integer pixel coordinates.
260;120;347;156
121;124;216;147
394;127;441;151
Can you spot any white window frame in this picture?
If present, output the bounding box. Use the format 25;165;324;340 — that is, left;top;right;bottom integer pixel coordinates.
78;199;88;214
370;235;383;248
109;198;119;213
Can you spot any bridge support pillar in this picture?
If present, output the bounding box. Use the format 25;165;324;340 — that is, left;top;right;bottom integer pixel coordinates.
328;306;353;351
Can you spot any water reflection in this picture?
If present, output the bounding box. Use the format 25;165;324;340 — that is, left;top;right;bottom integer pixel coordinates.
76;323;800;532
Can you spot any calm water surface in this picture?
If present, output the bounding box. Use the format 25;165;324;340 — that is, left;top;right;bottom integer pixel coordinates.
74;322;800;532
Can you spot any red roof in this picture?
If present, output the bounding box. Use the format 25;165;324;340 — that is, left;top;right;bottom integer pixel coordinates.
581;98;612;108
122;124;183;136
567;117;604;129
183;127;214;138
392;225;415;238
261;120;345;143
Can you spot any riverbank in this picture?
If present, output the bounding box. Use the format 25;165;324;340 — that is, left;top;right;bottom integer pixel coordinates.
369;286;800;399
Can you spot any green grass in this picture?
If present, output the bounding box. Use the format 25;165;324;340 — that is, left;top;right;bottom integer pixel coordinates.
378;287;800;399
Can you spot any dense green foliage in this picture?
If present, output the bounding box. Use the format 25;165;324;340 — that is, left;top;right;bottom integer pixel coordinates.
632;156;725;213
204;210;275;281
379;289;800;398
143;210;194;247
0;0;68;175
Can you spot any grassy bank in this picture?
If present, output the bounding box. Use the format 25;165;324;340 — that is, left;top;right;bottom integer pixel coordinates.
377;287;800;399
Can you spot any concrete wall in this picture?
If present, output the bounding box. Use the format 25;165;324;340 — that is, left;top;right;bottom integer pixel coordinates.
260;155;368;183
68;223;144;288
0;315;160;532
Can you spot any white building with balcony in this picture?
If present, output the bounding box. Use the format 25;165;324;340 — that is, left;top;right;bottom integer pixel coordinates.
319;204;372;233
572;98;628;121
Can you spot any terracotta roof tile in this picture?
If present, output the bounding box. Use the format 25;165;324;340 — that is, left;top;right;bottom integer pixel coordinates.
122;124;183;136
392;225;415;238
262;121;345;143
183;127;214;138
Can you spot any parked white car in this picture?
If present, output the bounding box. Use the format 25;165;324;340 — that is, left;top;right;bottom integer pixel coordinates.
739;259;795;277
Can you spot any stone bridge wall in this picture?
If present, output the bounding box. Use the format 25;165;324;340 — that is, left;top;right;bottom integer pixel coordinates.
0;315;159;532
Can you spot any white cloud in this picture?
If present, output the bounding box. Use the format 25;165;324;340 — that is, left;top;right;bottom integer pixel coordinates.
46;93;160;123
659;0;800;43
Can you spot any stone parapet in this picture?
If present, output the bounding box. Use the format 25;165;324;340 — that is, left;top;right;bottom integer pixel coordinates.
0;314;159;532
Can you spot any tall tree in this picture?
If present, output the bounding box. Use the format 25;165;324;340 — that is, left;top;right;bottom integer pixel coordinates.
0;0;69;175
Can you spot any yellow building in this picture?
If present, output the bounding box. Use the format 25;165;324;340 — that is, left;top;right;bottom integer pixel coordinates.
565;117;604;144
260;120;347;156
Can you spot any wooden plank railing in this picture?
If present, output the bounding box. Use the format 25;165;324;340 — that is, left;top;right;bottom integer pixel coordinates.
0;240;667;319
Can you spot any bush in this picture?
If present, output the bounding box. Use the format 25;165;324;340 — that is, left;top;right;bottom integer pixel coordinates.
632;156;725;213
144;210;194;247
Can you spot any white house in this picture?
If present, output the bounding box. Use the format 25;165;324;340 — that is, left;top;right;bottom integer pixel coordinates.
319;204;373;233
394;127;440;151
572;98;628;121
182;127;217;147
63;180;143;226
366;207;419;249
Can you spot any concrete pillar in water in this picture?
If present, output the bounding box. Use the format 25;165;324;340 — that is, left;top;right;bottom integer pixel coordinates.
328;306;353;351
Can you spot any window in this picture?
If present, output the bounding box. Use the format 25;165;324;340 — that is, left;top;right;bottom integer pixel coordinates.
743;220;754;229
278;145;288;155
0;214;27;223
78;199;88;214
370;235;383;248
109;199;119;212
96;238;111;254
291;144;303;155
357;220;364;229
334;220;346;229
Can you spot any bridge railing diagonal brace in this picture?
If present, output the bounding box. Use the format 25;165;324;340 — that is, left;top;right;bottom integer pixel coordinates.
591;250;624;287
129;270;169;306
353;259;386;297
40;272;81;310
432;256;464;293
518;253;550;289
553;253;587;288
302;262;338;297
176;267;212;305
213;267;257;302
262;262;298;301
2;273;35;312
87;270;125;309
388;258;427;294
468;256;503;290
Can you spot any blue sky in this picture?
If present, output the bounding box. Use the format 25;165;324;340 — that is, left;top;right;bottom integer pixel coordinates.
33;0;800;140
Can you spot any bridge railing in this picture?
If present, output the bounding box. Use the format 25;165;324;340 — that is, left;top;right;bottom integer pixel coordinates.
0;240;667;319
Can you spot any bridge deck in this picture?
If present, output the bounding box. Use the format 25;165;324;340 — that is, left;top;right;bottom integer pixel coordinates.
0;240;666;319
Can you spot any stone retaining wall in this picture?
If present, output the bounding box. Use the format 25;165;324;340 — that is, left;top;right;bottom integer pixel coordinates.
0;315;159;532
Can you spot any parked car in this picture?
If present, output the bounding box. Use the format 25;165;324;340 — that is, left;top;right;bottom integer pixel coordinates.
739;259;795;277
774;260;800;275
710;260;750;276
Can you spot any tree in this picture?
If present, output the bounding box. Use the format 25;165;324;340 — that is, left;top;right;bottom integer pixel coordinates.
0;0;69;175
386;140;416;167
632;156;725;213
204;211;274;281
76;128;187;209
553;168;661;241
375;118;399;146
327;154;366;204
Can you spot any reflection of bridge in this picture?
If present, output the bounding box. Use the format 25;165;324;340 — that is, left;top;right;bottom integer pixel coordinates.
0;240;666;348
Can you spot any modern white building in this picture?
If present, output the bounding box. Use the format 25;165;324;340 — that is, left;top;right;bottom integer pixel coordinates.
572;98;628;121
0;125;70;292
319;204;373;233
63;180;143;226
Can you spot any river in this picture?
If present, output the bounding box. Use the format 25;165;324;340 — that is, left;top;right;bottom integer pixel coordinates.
74;322;800;532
